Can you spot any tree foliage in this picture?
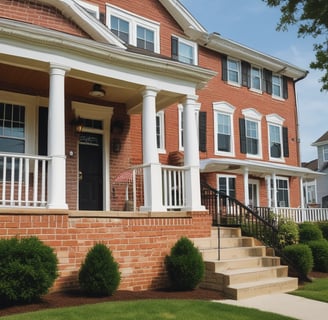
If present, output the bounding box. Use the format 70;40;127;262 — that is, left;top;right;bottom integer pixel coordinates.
263;0;328;91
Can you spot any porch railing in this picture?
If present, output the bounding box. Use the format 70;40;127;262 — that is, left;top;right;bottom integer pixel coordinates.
0;153;50;208
273;207;328;223
161;165;186;210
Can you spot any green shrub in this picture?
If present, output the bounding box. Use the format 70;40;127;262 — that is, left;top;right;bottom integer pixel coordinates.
277;218;299;248
79;243;120;297
308;240;328;272
165;237;204;291
317;222;328;241
0;237;58;305
299;222;323;243
282;244;313;279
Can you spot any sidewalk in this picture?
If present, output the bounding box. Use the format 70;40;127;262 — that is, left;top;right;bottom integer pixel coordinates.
218;293;328;320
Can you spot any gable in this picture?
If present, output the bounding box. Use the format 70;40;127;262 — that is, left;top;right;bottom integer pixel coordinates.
2;0;89;39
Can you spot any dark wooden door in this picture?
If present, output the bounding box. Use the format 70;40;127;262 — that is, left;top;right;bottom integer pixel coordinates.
79;133;103;210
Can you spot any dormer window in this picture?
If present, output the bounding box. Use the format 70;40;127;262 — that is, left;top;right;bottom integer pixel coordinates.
107;5;160;53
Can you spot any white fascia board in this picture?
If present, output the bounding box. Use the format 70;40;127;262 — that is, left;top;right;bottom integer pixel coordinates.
0;19;216;93
203;33;308;81
38;0;126;48
158;0;207;39
200;158;325;179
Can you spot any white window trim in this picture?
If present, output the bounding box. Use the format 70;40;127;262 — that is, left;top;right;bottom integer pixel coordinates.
76;0;100;19
275;176;290;207
266;114;285;162
156;111;165;154
250;65;262;93
227;57;241;87
242;108;263;159
172;35;198;65
213;102;235;157
0;91;38;156
106;4;160;53
272;74;283;100
216;174;236;196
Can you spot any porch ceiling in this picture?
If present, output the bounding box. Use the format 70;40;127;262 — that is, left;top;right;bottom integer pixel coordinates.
0;62;184;112
200;158;325;179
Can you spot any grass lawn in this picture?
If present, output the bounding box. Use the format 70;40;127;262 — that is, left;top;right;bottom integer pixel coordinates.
290;278;328;303
0;299;295;320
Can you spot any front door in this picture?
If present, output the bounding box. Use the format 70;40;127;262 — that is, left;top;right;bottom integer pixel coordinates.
79;133;103;210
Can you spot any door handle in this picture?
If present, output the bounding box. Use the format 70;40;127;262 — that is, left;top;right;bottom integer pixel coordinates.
79;171;83;181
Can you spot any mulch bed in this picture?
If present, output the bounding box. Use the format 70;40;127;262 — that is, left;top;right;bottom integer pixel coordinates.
1;272;327;317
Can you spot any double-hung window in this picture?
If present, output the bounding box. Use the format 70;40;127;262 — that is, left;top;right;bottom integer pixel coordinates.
213;102;235;156
227;58;240;85
171;36;198;65
107;5;160;53
269;124;282;158
251;66;262;91
240;108;262;158
272;74;282;98
272;177;290;207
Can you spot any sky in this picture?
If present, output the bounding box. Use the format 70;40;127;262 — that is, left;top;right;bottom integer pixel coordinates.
180;0;328;163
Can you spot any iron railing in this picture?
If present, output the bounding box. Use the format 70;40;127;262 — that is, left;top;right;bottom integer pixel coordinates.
201;182;279;248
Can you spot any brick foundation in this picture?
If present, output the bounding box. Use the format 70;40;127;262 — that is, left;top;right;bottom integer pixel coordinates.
0;209;212;292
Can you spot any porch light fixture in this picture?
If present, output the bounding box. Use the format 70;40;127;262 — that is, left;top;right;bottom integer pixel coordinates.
72;117;84;133
89;83;106;97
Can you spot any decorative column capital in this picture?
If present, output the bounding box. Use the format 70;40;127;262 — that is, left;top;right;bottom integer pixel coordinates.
141;86;159;98
49;63;71;75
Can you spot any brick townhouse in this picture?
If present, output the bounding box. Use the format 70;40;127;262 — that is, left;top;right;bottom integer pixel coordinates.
0;0;320;292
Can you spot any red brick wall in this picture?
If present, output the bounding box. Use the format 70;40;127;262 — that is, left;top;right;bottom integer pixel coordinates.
0;210;211;291
1;0;89;38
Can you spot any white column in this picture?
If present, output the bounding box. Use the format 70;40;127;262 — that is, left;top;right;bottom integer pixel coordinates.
272;173;277;208
183;95;205;211
300;177;305;208
243;167;249;207
265;175;271;207
47;64;70;209
141;87;165;212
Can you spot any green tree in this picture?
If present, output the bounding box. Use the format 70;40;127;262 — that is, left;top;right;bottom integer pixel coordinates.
263;0;328;91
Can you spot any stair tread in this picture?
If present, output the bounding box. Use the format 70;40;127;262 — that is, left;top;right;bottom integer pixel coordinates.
228;277;296;290
206;256;270;263
222;265;286;276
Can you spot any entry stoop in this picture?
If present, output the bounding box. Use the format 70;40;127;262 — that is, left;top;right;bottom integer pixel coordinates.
193;227;298;300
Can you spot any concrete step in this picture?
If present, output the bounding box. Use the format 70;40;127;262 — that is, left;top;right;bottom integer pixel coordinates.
219;227;241;238
220;246;266;260
223;265;288;285
220;236;254;248
205;256;281;273
225;277;298;300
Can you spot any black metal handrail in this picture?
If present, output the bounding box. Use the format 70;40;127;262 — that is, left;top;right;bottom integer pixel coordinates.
200;182;279;248
200;182;305;279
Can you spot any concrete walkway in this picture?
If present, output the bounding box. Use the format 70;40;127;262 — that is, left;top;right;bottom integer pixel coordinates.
218;293;328;320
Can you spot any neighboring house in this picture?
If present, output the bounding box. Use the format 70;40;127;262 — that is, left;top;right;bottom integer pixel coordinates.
303;132;328;208
0;0;322;291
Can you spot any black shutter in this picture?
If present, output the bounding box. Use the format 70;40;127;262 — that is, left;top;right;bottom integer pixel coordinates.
38;107;48;156
263;69;272;94
282;76;288;99
283;126;289;158
221;54;228;81
199;111;207;152
171;36;179;61
239;118;247;154
241;61;251;87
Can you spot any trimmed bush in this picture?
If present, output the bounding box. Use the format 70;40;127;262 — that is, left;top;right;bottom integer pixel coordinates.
165;237;204;291
299;222;323;243
0;237;58;305
277;218;299;248
308;240;328;272
78;243;120;297
317;222;328;241
282;244;313;279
